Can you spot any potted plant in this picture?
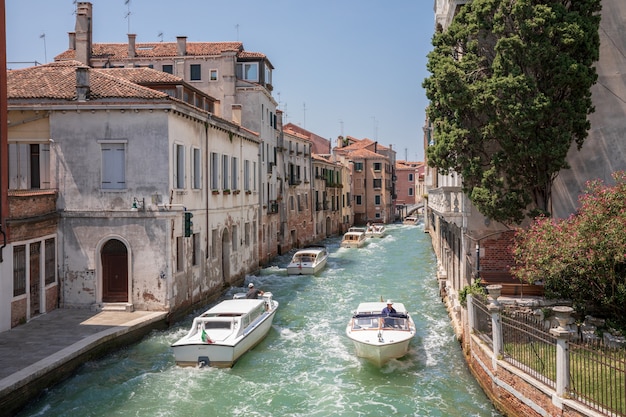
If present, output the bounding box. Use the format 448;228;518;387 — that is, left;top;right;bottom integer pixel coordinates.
212;189;219;195
223;189;231;195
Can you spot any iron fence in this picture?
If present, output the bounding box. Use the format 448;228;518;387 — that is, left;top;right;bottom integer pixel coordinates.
500;309;556;388
470;294;493;347
569;337;626;416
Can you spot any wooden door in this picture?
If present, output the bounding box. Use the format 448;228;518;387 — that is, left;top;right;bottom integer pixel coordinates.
101;239;128;302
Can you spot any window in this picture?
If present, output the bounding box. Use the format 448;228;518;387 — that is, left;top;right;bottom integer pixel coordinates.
222;155;229;190
408;173;414;182
375;195;381;205
9;143;51;190
290;196;295;211
244;160;250;191
245;222;250;246
211;229;218;258
13;245;26;296
373;162;382;172
354;162;363;172
237;62;259;82
162;64;173;74
175;144;185;189
253;162;257;190
373;178;382;189
101;142;126;190
264;63;272;85
231;157;238;190
44;238;56;285
211;152;219;190
232;226;238;251
408;187;414;196
190;64;201;81
355;195;362;205
192;148;201;189
209;69;218;81
192;233;200;266
176;237;183;272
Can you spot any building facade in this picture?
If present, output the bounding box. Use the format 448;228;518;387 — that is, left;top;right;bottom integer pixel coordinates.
2;61;260;329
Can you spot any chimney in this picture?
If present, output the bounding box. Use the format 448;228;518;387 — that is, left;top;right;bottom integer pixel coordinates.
176;36;187;56
68;32;76;50
75;2;93;66
76;66;90;101
231;104;242;126
127;34;136;58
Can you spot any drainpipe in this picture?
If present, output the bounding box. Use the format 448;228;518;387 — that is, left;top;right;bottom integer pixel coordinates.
0;0;7;262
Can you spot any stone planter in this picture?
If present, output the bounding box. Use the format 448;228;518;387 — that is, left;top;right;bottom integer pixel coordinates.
552;306;573;330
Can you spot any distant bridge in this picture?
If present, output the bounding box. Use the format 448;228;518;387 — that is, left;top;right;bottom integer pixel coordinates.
397;203;424;219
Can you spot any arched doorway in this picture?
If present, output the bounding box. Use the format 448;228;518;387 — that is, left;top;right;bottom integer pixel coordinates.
101;239;129;302
221;228;231;285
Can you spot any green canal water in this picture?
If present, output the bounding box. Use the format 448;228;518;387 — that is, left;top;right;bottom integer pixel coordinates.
18;224;501;417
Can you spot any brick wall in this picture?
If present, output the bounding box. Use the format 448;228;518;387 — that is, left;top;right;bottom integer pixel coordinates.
480;230;515;272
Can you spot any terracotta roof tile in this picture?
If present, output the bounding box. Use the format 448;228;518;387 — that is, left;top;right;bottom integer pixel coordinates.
54;41;262;62
7;60;169;101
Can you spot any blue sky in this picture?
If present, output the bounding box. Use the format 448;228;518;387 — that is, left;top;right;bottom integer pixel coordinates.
6;0;434;161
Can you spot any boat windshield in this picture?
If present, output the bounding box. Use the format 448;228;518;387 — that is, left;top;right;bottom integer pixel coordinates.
351;314;409;330
203;321;231;329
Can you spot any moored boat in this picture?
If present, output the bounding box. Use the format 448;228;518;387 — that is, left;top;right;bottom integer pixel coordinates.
171;292;278;367
286;246;329;275
345;301;415;366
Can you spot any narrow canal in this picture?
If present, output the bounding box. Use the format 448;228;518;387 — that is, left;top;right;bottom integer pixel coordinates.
18;224;501;417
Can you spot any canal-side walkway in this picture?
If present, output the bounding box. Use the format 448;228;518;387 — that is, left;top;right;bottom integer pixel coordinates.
0;308;168;417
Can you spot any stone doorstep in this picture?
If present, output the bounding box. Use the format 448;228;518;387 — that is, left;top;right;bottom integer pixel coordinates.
99;303;135;313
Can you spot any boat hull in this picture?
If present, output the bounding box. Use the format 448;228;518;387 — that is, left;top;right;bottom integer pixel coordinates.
347;334;413;366
172;300;278;367
286;257;327;275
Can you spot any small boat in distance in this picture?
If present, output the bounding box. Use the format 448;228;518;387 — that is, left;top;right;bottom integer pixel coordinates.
341;229;367;248
286;246;329;275
171;292;278;368
403;216;420;226
365;223;386;238
345;301;416;366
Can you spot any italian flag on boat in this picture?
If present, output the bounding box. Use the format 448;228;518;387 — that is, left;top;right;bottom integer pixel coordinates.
201;328;213;344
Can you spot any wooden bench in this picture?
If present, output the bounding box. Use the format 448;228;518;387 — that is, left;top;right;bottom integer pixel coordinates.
479;271;544;297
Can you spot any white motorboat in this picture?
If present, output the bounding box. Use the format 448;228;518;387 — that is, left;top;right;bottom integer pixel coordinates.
345;301;415;366
403;216;420;225
171;292;278;367
341;230;367;248
286;246;329;275
365;224;386;238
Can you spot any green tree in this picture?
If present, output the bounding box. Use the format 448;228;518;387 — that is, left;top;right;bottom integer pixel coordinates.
511;172;626;324
423;0;601;224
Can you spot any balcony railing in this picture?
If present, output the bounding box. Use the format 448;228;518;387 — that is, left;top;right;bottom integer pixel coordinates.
427;186;464;217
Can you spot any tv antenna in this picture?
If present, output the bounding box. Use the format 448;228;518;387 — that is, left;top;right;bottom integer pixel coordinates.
124;0;132;34
158;32;164;42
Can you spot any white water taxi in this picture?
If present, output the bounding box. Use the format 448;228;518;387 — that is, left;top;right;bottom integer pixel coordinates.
345;301;415;366
171;292;278;367
365;224;386;238
341;229;367;248
286;246;329;275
